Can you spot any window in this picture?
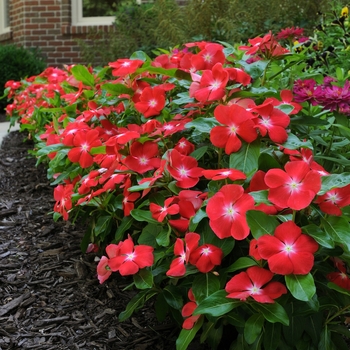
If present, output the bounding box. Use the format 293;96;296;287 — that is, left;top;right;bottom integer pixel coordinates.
0;0;10;34
71;0;119;26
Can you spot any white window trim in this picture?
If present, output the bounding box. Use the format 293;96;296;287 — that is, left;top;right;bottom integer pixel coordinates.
71;0;115;26
0;0;11;34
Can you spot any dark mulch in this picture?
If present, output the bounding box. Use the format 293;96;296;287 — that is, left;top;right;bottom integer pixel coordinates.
0;129;206;350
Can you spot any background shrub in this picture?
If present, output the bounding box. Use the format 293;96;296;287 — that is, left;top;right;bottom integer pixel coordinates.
0;45;46;112
78;0;331;66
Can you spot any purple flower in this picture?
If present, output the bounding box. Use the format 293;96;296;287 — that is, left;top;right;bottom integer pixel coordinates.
293;79;321;105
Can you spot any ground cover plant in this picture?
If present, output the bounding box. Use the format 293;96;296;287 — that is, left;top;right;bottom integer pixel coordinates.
3;4;350;349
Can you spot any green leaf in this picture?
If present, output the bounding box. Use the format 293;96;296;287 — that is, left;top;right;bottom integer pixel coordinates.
244;314;264;344
229;139;260;179
249;190;270;205
154;293;169;323
226;310;245;327
253;302;289;326
200;322;223;349
319;173;350;195
192;273;220;303
115;216;134;242
246;210;279;239
138;223;162;248
194;290;241;317
281;133;313;150
93;215;112;238
36;143;65;156
327;282;350;297
258;153;282;172
90;145;106;155
101;83;134;96
185;117;219;134
322;216;350;253
131;209;159;224
302;224;334;249
238;59;269;79
176;316;204;350
130;50;149;61
133;269;153;290
156;226;171;247
318;326;332;350
163;285;183;310
224;257;258;273
119;290;157;321
263;322;281;350
190;146;208;161
70;65;95;87
285;273;316;301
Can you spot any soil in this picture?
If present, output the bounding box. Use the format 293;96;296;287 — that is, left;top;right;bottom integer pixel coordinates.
0;124;205;349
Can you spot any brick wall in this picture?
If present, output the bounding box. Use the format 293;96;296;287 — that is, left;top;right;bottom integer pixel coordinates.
0;0;114;67
0;0;188;68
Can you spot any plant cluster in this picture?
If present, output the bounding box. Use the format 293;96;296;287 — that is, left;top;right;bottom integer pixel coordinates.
4;5;350;350
0;44;46;111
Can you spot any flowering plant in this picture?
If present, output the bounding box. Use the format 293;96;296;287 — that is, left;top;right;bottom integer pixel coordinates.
4;7;350;348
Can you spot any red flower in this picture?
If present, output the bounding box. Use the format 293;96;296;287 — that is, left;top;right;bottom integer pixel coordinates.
150;197;180;222
167;149;203;188
109;58;144;77
108;236;154;276
134;86;166;118
174;137;195;155
314;185;350;216
191;43;225;71
206;184;255;240
53;184;73;220
327;259;350;290
189;243;223;273
122;179;141;216
225;266;287;303
166;233;200;277
96;256;112;284
257;221;319;275
202;168;246;181
265;161;321;210
67;128;102;168
252;101;290;143
123;141;161;174
210;104;257;154
182;289;201;329
189;62;229;102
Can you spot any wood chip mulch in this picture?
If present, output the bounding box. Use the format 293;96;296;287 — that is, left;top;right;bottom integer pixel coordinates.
0;130;205;350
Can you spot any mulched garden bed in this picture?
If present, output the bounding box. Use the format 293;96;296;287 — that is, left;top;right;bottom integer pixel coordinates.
0;128;207;350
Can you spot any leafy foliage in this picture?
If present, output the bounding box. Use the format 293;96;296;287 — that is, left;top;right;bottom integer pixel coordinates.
0;45;46;111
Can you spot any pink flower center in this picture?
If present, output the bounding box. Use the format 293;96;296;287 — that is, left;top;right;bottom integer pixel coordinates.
229;124;238;134
283;244;294;254
201;247;212;256
326;192;340;204
203;53;212;63
178;167;189;177
149;99;157;107
125;252;135;261
249;285;261;295
81;143;89;151
260;117;271;127
288;180;300;192
210;80;221;90
138;156;149;165
224;205;236;218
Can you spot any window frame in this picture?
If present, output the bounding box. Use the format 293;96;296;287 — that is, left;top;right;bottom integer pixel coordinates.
71;0;116;26
0;0;11;34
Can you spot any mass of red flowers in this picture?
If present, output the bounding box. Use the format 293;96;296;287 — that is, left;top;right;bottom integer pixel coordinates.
6;31;350;348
